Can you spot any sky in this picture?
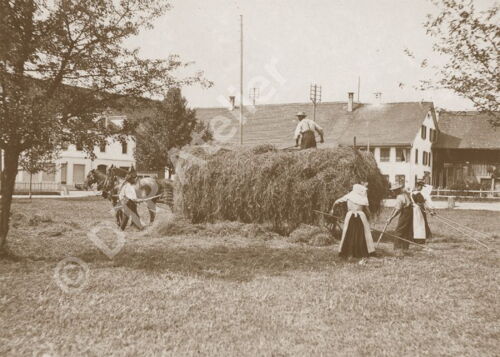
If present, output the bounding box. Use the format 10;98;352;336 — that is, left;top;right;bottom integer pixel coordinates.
125;0;493;110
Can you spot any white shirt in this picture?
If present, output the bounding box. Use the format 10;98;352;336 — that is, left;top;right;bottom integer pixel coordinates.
119;183;137;201
294;119;323;140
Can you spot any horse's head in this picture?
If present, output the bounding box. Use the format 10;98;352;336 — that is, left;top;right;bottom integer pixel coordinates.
102;165;120;194
83;169;98;190
125;165;138;184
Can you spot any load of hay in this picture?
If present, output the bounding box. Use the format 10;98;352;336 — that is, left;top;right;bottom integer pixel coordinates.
174;145;388;235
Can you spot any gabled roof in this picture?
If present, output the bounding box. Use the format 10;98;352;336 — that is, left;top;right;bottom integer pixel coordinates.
434;111;500;150
195;101;434;148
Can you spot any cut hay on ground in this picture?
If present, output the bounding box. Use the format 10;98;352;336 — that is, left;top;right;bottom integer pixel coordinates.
175;145;388;234
288;224;335;246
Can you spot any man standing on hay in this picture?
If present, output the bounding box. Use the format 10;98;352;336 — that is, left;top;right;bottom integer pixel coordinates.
331;184;375;259
294;111;324;149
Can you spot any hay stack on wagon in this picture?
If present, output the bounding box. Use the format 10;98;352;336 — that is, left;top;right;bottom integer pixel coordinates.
174;145;388;235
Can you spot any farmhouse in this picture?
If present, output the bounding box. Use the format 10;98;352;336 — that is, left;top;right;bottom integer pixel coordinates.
433;111;500;190
0;114;136;194
196;94;438;189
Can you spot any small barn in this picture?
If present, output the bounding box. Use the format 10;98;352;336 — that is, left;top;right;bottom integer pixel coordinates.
433;111;500;190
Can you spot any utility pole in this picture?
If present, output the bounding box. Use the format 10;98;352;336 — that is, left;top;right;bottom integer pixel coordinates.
239;15;244;145
249;87;259;105
309;84;322;121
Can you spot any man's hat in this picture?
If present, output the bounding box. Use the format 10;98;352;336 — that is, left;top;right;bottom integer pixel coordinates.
296;111;307;118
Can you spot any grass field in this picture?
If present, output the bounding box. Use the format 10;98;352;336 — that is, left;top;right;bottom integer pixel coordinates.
0;198;499;356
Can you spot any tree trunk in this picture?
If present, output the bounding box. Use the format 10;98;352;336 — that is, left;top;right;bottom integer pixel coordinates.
29;173;32;199
0;150;20;255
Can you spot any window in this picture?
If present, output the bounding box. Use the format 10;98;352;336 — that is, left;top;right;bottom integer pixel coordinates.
480;178;492;190
76;142;83;151
396;175;406;187
61;141;69;150
421;125;427;140
422;151;431;166
431;129;439;143
380;148;390;162
415;149;419;164
73;164;86;184
121;142;128;154
42;164;56;182
396;148;407;162
60;163;67;184
99;141;106;153
369;147;375;156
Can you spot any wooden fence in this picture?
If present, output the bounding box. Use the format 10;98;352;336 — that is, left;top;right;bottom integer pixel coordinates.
7;182;62;195
432;188;500;199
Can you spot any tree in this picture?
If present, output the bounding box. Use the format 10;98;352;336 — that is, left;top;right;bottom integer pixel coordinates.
422;0;499;126
18;145;59;198
134;88;212;177
0;0;208;255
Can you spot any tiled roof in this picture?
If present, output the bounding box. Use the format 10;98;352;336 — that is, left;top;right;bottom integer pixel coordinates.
195;101;434;148
434;111;500;150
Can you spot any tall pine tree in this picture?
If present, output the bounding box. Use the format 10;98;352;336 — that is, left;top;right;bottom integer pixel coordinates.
135;88;211;177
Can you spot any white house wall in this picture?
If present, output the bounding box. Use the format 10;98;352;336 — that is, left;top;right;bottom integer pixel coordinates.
371;146;412;187
408;110;436;187
15;137;135;187
366;110;437;189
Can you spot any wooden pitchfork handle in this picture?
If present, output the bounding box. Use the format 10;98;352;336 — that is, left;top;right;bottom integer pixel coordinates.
376;222;389;248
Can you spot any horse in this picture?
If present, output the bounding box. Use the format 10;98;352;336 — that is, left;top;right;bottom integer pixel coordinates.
84;168;124;226
104;165;164;228
83;169;108;192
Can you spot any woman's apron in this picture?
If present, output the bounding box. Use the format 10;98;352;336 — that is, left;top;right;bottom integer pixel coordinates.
338;210;375;253
411;194;427;240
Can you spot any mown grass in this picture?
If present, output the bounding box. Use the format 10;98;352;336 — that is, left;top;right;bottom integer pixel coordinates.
0;198;499;356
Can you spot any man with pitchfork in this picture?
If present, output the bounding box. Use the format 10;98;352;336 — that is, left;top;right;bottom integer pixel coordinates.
294;111;324;149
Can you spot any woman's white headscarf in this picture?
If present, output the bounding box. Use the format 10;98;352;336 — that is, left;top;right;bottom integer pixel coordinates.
345;184;369;206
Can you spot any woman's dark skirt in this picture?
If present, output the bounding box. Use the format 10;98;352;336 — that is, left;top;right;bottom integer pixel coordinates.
394;206;413;250
339;215;369;258
300;130;317;149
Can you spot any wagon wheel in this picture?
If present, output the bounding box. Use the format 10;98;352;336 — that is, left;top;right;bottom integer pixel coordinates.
325;219;342;241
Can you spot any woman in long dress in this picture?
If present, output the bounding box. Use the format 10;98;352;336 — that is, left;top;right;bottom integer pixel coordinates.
386;183;413;251
411;180;433;244
331;184;375;258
